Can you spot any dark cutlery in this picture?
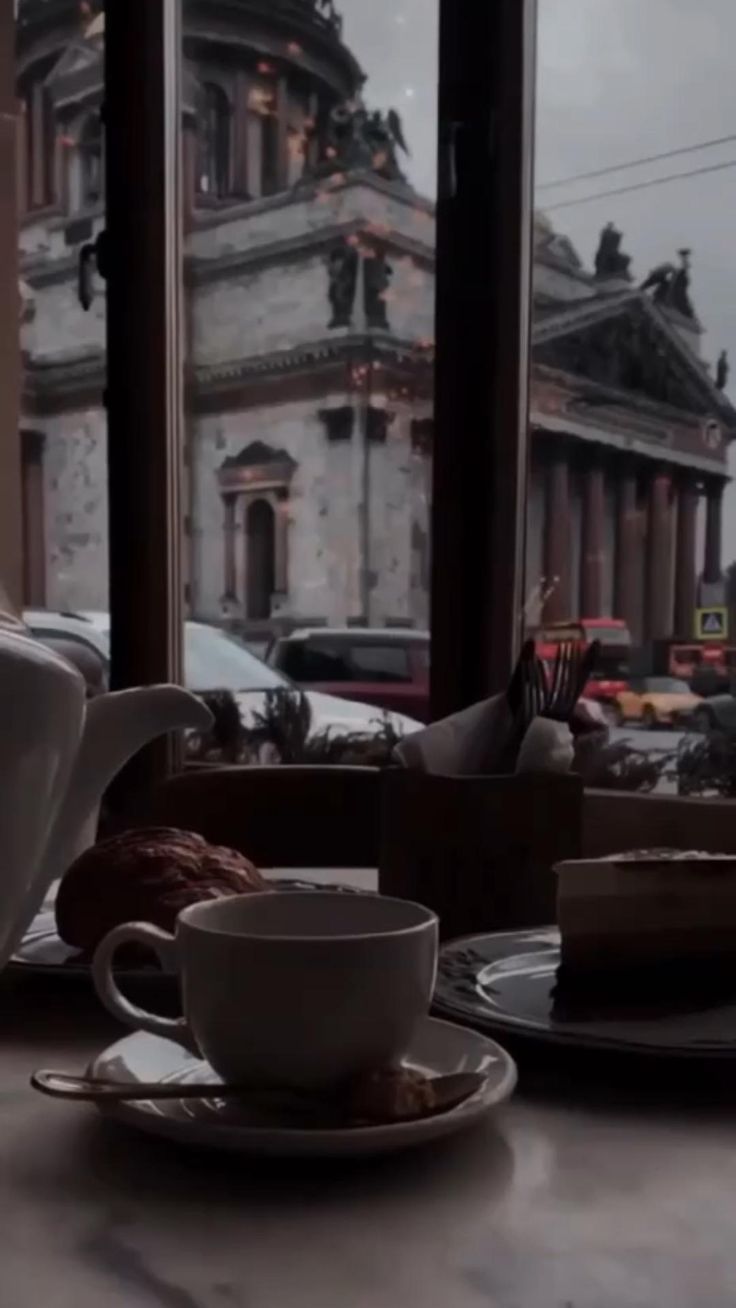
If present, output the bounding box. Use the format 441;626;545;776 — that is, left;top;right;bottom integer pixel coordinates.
543;640;600;722
31;1069;486;1126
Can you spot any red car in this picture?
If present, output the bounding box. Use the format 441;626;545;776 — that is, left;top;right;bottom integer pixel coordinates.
267;629;431;722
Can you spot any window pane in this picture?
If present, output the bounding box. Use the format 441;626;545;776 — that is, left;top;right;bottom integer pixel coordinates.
181;0;437;682
349;644;410;680
16;0;109;618
535;0;736;797
286;641;353;683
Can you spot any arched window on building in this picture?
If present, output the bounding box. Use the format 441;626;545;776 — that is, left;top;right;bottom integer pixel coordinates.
246;498;276;621
197;82;232;198
79;113;104;209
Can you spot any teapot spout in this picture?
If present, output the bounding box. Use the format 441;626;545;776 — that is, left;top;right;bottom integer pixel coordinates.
8;685;212;969
4;687;214;961
48;685;214;881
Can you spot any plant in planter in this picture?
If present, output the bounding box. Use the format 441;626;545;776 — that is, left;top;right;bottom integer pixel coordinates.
245;688;402;768
187;689;247;763
572;728;671;793
676;729;736;798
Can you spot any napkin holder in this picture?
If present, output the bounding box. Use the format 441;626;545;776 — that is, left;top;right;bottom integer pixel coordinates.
379;768;582;940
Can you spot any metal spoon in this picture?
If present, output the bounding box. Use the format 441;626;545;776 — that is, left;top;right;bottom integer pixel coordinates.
31;1069;485;1124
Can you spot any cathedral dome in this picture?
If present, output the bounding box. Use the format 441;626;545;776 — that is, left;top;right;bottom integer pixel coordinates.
19;0;363;100
185;0;363;100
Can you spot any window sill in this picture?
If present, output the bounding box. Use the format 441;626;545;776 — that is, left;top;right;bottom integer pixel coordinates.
582;787;736;857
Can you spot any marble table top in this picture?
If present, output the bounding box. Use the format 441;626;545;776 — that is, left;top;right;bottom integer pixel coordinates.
3;870;736;1307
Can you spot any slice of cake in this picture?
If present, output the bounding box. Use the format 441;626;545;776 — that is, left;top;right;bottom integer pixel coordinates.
555;849;736;983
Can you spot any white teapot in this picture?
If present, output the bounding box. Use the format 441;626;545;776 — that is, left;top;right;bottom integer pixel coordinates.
0;623;213;971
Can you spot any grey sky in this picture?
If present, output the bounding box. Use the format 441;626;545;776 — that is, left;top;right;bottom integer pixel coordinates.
342;0;736;566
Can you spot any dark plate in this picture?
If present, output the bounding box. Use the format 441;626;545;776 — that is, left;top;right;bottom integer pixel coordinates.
10;879;361;980
434;929;736;1058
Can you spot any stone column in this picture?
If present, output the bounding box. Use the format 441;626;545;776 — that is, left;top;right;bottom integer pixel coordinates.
646;469;672;640
580;459;605;616
222;495;237;601
543;447;571;622
674;478;698;638
704;480;724;585
614;464;639;633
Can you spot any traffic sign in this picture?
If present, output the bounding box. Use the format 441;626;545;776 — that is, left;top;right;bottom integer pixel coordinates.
695;606;729;640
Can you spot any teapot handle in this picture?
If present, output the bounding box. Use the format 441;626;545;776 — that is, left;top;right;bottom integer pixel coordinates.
92;923;198;1055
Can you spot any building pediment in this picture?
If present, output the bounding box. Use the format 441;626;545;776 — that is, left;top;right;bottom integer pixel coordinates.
533;291;736;430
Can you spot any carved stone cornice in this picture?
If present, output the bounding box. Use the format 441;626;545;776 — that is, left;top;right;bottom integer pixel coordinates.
190;333;434;412
190;170;435;234
189;216;434;284
22;349;105;415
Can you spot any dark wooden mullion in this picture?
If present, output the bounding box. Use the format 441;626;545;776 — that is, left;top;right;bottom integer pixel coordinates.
430;0;537;718
0;0;23;612
105;0;184;787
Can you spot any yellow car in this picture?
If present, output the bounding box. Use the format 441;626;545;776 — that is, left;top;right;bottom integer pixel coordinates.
614;677;702;729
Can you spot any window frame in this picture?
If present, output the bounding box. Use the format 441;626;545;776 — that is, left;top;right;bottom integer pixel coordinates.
105;0;185;789
430;0;537;717
0;0;22;610
5;0;731;838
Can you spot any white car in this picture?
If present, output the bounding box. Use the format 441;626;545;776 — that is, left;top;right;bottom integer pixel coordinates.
23;610;421;743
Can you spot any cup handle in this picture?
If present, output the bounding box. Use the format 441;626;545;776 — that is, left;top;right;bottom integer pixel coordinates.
92;923;198;1055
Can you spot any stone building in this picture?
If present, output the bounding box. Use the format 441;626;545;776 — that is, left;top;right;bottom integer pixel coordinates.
16;0;736;645
527;217;736;643
17;0;434;635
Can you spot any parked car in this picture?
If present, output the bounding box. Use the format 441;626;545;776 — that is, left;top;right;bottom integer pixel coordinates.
23;611;421;743
613;676;702;728
685;693;736;738
267;628;431;721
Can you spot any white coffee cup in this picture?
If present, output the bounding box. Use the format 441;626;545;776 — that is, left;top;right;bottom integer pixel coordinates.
92;892;438;1090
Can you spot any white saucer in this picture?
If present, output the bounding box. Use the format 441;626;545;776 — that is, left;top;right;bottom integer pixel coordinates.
87;1017;517;1157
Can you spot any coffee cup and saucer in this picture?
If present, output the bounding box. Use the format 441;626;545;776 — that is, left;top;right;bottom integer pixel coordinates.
79;892;516;1157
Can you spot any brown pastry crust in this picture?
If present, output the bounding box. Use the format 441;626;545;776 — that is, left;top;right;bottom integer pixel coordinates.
346;1067;437;1123
56;827;267;951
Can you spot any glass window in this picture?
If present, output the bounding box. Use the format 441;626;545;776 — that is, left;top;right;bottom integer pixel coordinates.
535;0;736;799
183;624;287;692
182;0;437;653
15;0;109;618
349;644;411;681
35;612;288;695
287;641;354;683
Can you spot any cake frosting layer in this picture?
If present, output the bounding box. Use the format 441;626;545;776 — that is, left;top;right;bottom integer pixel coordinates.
556;850;736;973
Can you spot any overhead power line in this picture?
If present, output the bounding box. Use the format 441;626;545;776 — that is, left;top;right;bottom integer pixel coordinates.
543;157;736;211
537;132;736;190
